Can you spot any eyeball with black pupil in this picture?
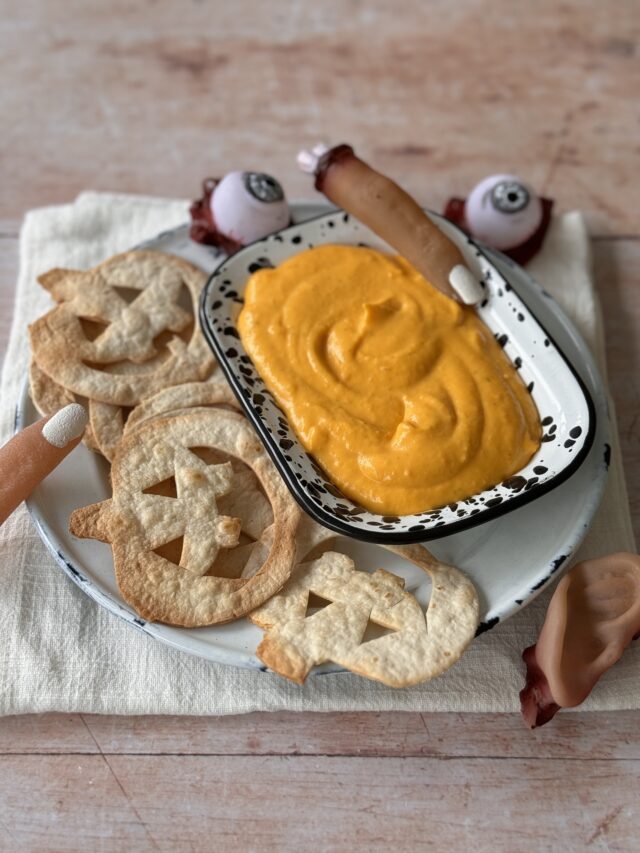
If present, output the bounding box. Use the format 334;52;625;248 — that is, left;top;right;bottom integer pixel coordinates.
491;181;529;214
465;174;543;251
211;171;291;245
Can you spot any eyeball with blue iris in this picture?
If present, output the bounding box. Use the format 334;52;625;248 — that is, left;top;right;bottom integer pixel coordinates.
465;174;543;251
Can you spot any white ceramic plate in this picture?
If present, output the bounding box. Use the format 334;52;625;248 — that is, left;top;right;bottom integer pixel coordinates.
18;204;610;671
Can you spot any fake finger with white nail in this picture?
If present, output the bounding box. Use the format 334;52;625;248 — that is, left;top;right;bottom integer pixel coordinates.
297;143;484;306
0;403;88;526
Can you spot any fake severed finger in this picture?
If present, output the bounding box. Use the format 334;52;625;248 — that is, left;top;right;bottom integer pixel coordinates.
0;403;88;525
297;143;483;305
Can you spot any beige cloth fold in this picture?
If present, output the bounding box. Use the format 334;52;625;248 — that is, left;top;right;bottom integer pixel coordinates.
0;192;636;715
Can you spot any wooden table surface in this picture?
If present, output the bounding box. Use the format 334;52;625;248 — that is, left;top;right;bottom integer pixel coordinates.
1;1;639;849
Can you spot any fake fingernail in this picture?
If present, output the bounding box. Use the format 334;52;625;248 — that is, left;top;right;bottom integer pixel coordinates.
449;265;484;305
42;403;88;448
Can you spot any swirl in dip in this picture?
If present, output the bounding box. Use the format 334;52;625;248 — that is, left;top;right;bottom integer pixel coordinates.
238;244;541;515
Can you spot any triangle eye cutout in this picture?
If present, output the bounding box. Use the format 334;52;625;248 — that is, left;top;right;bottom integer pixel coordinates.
304;591;334;618
113;285;142;304
153;536;184;566
79;317;110;341
360;618;397;645
143;476;178;498
188;446;227;466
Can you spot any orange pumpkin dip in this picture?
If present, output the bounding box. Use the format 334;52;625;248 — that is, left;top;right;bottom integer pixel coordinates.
238;245;540;515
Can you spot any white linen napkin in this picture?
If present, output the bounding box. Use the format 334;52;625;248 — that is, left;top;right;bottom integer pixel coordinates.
0;192;635;715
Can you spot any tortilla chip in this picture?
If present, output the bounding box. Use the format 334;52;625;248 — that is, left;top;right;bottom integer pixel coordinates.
29;251;216;405
69;408;301;626
251;545;479;687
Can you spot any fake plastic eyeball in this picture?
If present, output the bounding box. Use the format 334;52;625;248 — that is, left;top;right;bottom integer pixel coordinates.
465;174;543;252
211;171;290;245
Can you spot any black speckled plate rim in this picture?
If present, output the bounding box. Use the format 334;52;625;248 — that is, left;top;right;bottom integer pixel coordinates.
199;210;597;545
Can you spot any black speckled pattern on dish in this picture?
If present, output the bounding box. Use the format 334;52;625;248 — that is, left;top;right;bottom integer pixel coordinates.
200;210;596;544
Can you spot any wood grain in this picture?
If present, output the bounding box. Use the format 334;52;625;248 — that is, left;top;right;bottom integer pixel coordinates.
0;714;97;755
0;754;637;852
1;0;640;846
0;0;638;234
0;710;638;760
0;756;155;851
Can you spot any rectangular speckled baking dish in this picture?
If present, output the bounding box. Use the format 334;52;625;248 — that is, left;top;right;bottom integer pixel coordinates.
199;209;596;544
